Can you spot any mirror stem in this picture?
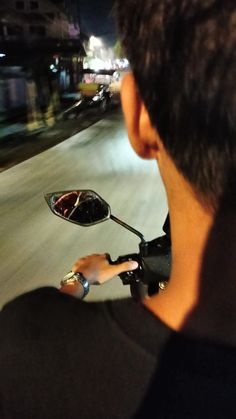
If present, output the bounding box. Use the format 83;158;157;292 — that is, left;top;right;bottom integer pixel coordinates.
110;214;146;243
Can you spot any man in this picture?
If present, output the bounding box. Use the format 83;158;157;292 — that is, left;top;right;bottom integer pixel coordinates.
0;1;235;418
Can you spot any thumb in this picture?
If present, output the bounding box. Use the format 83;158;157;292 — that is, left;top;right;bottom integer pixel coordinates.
111;260;139;277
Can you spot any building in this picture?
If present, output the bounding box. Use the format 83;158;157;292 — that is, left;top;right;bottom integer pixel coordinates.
0;0;86;123
0;0;70;40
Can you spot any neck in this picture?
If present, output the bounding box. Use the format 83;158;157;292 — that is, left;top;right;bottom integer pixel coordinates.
145;179;236;346
168;197;213;301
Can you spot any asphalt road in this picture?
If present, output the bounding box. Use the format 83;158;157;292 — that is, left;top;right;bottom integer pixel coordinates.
0;106;112;172
0;109;168;308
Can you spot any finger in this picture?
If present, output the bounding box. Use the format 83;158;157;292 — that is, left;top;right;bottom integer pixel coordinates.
120;260;139;272
108;260;139;277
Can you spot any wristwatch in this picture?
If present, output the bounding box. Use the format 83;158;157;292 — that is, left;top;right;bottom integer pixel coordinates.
60;271;90;298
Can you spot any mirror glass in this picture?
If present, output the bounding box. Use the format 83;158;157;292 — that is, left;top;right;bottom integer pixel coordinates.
44;190;111;226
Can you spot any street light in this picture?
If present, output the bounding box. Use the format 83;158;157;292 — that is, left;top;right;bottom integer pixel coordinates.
89;36;103;50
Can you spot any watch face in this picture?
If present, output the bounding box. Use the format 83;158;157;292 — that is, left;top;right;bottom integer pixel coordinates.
60;272;89;298
60;271;77;287
63;271;75;280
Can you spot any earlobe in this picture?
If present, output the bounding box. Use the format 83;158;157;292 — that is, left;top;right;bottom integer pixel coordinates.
121;73;161;159
139;103;161;159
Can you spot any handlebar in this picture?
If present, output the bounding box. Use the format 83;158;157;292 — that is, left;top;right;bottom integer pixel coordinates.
114;234;172;299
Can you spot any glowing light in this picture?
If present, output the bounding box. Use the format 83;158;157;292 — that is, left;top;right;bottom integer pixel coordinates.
89;36;103;50
90;58;104;71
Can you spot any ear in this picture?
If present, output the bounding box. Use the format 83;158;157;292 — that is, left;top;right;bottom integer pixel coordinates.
121;73;161;159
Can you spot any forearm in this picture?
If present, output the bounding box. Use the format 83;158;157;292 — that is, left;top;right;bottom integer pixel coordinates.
60;282;85;299
59;253;138;299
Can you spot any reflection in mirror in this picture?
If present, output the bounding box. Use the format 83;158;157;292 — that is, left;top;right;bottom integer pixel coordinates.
44;190;111;226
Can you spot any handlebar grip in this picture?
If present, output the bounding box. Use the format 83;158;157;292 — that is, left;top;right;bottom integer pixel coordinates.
105;253;116;265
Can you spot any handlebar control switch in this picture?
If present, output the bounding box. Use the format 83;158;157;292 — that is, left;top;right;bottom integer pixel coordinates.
116;253;142;285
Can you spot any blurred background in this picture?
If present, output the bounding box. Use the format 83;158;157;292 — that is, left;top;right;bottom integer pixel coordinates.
0;0;126;142
0;0;168;307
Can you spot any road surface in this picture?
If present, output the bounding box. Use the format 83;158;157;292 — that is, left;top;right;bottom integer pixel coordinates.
0;106;111;172
0;109;168;308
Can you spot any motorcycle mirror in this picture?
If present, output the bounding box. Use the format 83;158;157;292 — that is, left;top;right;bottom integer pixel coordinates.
44;190;111;226
45;189;146;243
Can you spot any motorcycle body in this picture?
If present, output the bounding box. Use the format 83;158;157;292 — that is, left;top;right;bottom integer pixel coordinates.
45;190;172;300
60;85;111;120
81;84;111;113
60;69;121;120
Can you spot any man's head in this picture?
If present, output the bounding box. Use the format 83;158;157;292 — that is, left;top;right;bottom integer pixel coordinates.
116;0;236;212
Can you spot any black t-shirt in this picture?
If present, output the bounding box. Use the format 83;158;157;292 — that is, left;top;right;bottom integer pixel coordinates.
0;287;235;418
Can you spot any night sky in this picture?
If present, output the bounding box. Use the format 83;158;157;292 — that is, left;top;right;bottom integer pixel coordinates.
79;0;116;46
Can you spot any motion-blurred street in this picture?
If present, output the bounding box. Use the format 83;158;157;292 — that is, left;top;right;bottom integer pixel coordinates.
0;105;112;172
0;109;168;308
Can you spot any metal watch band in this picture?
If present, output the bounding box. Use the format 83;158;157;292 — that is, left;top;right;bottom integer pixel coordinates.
60;271;90;298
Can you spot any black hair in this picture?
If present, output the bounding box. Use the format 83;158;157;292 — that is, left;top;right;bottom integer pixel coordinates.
116;0;236;210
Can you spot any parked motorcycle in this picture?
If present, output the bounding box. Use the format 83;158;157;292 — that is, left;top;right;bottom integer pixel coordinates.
45;190;172;300
60;69;118;120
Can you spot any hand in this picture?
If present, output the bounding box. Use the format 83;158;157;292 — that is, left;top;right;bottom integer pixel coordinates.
72;253;138;285
60;253;139;297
